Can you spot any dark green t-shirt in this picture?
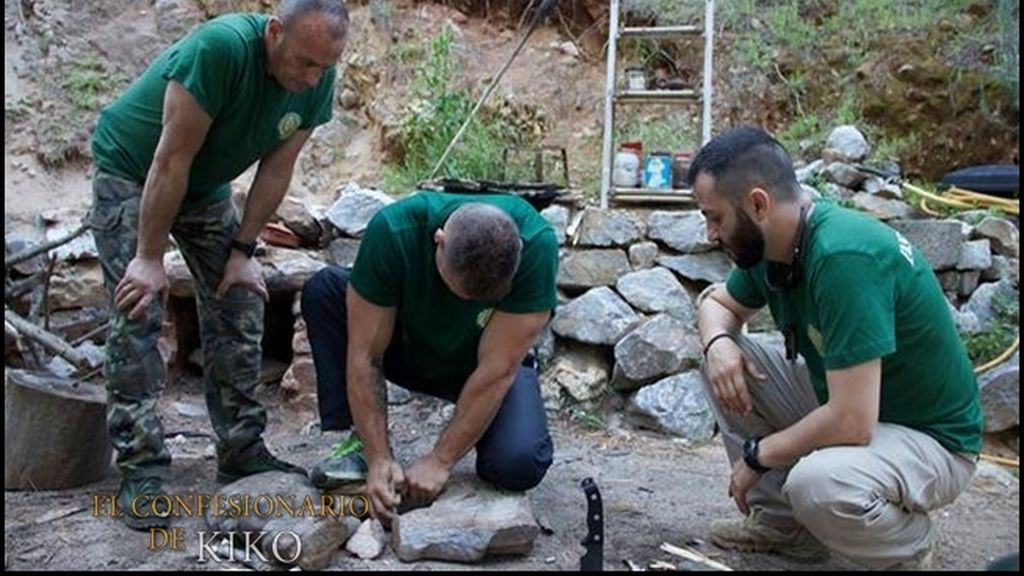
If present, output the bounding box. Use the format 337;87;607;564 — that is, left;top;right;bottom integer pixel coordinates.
726;201;983;455
349;191;559;380
91;13;335;206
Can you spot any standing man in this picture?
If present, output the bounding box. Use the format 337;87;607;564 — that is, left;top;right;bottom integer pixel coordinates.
690;127;982;569
86;0;348;530
301;191;558;522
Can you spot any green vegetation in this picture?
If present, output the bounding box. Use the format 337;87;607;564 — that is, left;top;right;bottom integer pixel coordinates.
961;295;1019;367
381;27;541;193
62;58;127;112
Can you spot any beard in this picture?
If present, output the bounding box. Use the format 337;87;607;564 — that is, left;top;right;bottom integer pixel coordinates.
721;208;765;269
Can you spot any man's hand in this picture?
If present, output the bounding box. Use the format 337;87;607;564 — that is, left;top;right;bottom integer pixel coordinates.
216;250;268;300
403;453;451;508
728;458;762;516
365;457;405;524
115;257;169;321
705;337;766;416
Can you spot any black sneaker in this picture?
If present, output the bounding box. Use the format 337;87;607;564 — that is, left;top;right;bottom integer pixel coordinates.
117;477;171;531
310;433;368;490
217;442;306;484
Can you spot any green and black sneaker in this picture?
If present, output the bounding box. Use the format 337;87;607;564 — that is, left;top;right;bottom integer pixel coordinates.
310;433;368;491
117;477;171;531
217;442;306;484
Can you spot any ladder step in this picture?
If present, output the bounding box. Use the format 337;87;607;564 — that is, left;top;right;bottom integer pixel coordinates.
619;25;702;39
615;90;700;103
611;188;697;204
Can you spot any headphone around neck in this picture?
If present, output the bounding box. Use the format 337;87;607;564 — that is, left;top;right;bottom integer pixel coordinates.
765;203;811;292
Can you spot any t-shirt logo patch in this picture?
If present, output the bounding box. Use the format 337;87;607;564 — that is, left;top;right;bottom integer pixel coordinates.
807;324;824;356
476;308;494;328
895;231;915;266
277;112;302;140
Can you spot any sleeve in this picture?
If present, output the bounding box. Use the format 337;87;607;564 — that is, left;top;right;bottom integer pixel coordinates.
725;265;767;309
160;26;240;119
348;211;401;307
812;252;897;370
302;67;336;130
496;228;559;314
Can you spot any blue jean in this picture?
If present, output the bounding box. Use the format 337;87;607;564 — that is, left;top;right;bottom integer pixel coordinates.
301;266;554;491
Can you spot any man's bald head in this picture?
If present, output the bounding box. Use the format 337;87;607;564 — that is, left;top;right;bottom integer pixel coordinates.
439;203;523;302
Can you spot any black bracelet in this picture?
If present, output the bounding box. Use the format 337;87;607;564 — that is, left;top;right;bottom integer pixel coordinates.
702;332;736;359
743;436;771;474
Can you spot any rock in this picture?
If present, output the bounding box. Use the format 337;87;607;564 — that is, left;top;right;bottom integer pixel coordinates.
207;472;321;534
262;247;329;295
262;512;362;571
165;250;194;298
558;41;581;58
45;221;97;261
551;287;642;346
345;518;387;559
957;239;992;271
275;196;323;246
628;241;659;270
948;300;981;335
823;125;870;163
540;205;569;246
388;381;413;405
959;271;981;298
794;159;824;184
615;267;695;322
801;183;822;200
326;184;394;237
556;249;631;291
824;162;868;189
822;182;855;200
326;238;362;268
5;234;47;275
339;88;360;109
293;327;311;355
963;280;1018;332
540;343;610;402
575;208;646;247
978;351;1019;433
981;255;1012;283
975;217;1019;258
612;315;700;391
280;356;317;396
888;220;965;270
646;211;714;253
392;477;539;562
657;251;734;284
173;401;207;419
532;325;556;368
850;193;916;221
48;261;106;311
626;371;716;441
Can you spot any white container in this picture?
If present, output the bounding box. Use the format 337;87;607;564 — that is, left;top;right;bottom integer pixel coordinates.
625;68;646;91
613;150;641;187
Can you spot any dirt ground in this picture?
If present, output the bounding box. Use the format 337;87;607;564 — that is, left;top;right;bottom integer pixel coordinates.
3;374;1020;571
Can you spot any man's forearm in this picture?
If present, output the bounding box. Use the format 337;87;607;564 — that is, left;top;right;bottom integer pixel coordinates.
235;165;293;243
136;161;190;259
430;367;517;467
348;356;391;463
697;294;745;346
759;403;871;470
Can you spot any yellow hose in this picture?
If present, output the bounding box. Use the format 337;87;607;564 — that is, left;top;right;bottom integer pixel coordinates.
974;336;1020;374
901;182;1019;216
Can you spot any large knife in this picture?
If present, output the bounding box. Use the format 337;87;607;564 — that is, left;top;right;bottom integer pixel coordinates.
580;477;603;571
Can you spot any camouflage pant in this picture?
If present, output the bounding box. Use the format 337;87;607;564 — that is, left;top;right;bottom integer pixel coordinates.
87;170;267;481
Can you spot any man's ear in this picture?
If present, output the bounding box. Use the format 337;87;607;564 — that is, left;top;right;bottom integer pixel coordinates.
748;187;772;221
433;228;445;246
267;16;284;44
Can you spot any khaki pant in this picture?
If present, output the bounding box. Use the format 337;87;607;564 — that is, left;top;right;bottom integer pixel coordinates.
701;334;976;569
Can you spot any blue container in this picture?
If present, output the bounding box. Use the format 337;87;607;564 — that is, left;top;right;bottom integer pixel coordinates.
644;153;673;190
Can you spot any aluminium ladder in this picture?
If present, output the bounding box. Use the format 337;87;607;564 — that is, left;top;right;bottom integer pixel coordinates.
598;0;715;208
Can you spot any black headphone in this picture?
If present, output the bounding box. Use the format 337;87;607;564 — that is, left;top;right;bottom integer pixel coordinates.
765;204;810;292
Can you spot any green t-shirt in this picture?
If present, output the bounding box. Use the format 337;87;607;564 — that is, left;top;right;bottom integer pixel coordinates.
726;201;983;455
349;191;559;380
91;13;335;207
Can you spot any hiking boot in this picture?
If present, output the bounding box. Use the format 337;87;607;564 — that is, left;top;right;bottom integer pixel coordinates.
891;530;940;570
216;442;306;484
117;477;170;531
710;513;831;563
310;433;368;490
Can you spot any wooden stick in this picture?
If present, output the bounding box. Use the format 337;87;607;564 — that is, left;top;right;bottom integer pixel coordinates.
660;542;732;571
5;270;48;301
980;453;1019;468
4;308;90;369
4;223;87;273
70;321;110;346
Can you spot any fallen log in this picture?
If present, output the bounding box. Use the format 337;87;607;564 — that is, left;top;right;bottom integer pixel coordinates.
4;308;92;370
4;369;112;490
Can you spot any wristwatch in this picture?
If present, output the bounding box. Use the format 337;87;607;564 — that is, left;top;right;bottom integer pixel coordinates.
742;436;771;474
229;238;257;258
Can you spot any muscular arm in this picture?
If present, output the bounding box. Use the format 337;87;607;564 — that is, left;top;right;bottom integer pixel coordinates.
697;284;765;415
756;359;881;469
234;128;312;243
345;285;398;465
136;81;212;259
430;310;550;467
